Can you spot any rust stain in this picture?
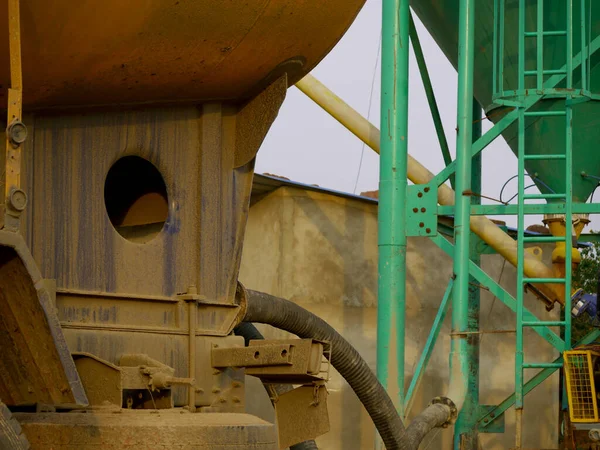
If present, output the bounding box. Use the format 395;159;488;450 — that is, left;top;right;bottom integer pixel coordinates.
0;0;365;109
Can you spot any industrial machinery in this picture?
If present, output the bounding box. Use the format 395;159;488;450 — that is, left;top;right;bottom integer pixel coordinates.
292;0;600;449
0;1;379;449
4;0;600;448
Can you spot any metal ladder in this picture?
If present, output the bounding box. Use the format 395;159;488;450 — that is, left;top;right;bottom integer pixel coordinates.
513;0;576;446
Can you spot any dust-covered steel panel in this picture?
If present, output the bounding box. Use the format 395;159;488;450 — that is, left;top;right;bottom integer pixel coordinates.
28;106;252;305
0;231;87;406
14;411;278;449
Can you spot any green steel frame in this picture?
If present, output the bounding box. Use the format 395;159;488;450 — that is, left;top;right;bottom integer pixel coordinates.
513;1;574;445
378;0;410;415
378;0;600;448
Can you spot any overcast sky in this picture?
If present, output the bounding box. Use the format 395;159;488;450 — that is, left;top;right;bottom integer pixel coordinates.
256;0;598;230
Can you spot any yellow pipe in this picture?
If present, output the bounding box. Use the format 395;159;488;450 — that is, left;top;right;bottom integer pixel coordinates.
296;74;564;305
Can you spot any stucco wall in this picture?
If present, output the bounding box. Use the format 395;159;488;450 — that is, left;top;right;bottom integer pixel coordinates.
239;186;560;449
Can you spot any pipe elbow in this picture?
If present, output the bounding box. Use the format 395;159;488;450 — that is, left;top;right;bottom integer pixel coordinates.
447;339;469;414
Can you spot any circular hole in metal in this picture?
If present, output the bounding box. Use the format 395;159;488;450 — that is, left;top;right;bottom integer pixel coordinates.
281;349;288;358
104;156;168;244
254;351;260;359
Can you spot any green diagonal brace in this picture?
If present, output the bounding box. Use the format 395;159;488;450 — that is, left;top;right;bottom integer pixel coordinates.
403;278;454;419
408;12;454;189
430;234;565;352
478;329;600;430
432;107;519;187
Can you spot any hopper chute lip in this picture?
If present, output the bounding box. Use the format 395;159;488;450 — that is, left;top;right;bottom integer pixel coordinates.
0;230;88;407
0;0;366;110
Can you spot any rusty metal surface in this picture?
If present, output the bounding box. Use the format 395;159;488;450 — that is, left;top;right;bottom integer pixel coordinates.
120;365;176;409
63;329;246;411
212;343;294;368
0;400;29;450
15;410;278;449
0;230;87;407
3;0;24;230
0;0;365;109
119;354;194;395
120;367;161;391
73;353;122;407
244;339;329;384
180;286;199;411
119;354;173;371
11;96;288;409
274;385;329;450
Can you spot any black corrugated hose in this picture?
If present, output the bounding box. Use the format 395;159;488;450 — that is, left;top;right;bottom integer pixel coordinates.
241;289;413;450
234;322;319;450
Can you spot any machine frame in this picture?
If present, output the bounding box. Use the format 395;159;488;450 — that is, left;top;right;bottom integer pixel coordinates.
378;0;600;448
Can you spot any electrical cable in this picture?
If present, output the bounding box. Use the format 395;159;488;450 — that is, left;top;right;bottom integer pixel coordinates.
591;184;599;203
582;173;600;202
353;31;381;195
506;184;537;203
499;173;557;203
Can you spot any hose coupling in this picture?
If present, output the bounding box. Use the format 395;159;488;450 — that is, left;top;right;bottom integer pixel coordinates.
430;396;458;428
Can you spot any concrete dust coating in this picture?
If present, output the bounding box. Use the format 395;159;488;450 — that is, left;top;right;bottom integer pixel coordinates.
15;410;277;449
240;186;560;449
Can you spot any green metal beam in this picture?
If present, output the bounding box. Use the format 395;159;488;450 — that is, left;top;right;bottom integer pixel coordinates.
456;99;483;449
437;202;600;216
478;329;600;429
579;233;600;244
451;1;476;447
377;0;410;414
409;12;454;190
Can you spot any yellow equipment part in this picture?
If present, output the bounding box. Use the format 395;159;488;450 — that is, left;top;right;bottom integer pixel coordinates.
544;214;590;282
564;350;600;423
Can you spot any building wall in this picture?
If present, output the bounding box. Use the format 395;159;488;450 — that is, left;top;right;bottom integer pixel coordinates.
239;186;560;449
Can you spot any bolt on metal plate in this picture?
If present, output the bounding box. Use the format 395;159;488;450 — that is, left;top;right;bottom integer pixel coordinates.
406;184;438;237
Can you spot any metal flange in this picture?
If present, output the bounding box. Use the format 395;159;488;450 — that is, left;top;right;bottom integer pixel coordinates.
430;396;458;428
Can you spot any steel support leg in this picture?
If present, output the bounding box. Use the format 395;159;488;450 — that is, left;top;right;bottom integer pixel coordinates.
451;0;476;447
377;0;410;418
455;100;482;449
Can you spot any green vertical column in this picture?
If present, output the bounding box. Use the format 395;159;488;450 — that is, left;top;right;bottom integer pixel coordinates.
378;0;410;415
451;0;476;447
455;100;483;449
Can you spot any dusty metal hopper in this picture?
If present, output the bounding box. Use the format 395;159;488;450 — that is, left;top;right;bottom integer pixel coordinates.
0;0;365;109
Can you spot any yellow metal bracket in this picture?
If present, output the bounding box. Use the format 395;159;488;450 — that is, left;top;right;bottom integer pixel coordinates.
4;0;27;231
